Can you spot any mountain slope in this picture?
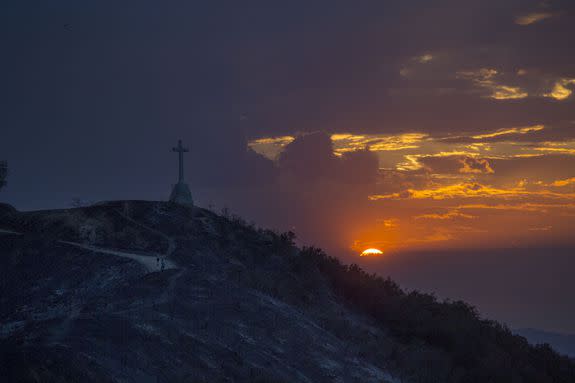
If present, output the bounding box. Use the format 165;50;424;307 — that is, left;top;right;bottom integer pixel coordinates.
0;201;574;383
0;201;399;383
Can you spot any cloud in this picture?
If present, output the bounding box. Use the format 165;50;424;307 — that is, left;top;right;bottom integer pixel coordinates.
456;68;529;100
443;125;575;151
339;149;380;185
278;132;337;181
487;154;575;181
248;136;295;159
533;147;575;155
369;182;575;201
330;133;428;154
515;12;555;26
544;78;575;100
471;125;545;140
399;47;575;106
455;203;575;213
378;168;432;193
458;157;494;174
276;132;380;185
415;154;494;175
417;54;434;63
527;225;553;231
415;211;475;220
550;177;575;187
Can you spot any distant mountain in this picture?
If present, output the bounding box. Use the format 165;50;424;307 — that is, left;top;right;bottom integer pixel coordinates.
516;328;575;358
0;201;574;383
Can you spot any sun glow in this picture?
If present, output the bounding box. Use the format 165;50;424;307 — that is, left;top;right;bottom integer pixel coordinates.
360;248;383;256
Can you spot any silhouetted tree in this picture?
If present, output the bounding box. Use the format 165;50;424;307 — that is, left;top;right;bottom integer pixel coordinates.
0;161;7;191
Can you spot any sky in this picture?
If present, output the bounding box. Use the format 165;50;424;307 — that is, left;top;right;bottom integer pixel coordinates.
1;0;575;333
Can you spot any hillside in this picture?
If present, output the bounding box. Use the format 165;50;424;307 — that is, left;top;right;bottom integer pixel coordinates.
0;201;574;383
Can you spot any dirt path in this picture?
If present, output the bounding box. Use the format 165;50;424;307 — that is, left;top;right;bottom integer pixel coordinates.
1;227;176;272
0;228;21;235
114;209;177;258
61;241;177;272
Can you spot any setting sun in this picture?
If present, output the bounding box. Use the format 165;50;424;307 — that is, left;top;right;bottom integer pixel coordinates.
360;248;383;256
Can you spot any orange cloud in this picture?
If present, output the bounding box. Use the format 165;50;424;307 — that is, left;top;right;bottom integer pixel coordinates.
456;68;528;100
377;218;399;228
331;133;428;154
248;135;295;159
551;177;575;187
471;125;544;140
528;226;553;231
415;211;475;220
515;12;554;26
458;157;494;174
456;203;575;213
369;182;575;201
544;78;575;100
533;147;575;155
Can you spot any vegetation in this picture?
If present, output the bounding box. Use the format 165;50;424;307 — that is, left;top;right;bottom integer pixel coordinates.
298;246;575;383
0;160;7;191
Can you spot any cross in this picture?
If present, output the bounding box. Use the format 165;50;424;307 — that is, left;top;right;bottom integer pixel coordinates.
172;139;189;183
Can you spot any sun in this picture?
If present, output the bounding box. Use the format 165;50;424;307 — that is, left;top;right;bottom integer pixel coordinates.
360;248;383;256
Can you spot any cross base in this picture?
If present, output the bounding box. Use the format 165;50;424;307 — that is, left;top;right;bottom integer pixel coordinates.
169;182;194;206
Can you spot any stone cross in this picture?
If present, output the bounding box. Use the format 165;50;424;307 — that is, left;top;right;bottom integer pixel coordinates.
172;139;189;183
169;139;193;205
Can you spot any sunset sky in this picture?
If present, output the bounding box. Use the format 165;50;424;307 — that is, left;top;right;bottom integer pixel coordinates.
1;0;575;332
249;125;575;253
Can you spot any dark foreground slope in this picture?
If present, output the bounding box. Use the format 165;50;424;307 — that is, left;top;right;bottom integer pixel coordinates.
0;201;573;383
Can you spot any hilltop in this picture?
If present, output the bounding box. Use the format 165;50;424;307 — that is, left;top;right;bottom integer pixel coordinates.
0;201;573;383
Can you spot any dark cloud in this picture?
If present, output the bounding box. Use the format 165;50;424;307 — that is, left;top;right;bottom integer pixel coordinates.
339;149;380;185
277;132;379;184
378;169;432;193
186;123;277;188
418;155;494;175
489;154;575;182
278;132;336;181
459;157;494;174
